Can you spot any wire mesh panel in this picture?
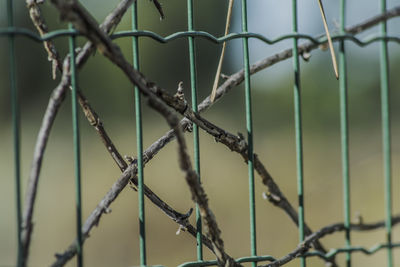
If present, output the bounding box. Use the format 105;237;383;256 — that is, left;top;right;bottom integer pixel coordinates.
1;0;399;266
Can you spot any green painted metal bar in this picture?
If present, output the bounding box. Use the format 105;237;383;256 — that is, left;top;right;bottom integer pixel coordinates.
339;0;351;266
379;0;393;266
240;1;257;266
186;0;203;260
7;0;22;266
291;1;305;267
131;2;147;265
68;23;83;267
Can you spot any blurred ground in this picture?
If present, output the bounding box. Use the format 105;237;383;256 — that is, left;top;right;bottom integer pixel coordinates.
1;0;400;266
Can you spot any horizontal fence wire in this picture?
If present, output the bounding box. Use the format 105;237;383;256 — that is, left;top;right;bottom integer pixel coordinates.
2;28;400;46
1;1;399;267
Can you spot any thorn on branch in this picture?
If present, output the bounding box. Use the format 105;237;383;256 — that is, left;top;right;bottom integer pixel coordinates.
237;132;247;151
262;192;281;205
220;73;230;80
176;225;186;235
355;211;363;225
129;183;138;192
174;81;185;101
150;0;165;20
319;42;329;51
333;18;340;31
301;51;311;61
26;0;45;7
177;207;194;222
175;208;193;235
124;155;135;164
184;121;193;133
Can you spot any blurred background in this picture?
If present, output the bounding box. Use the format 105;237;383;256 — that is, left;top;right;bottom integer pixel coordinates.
1;0;400;266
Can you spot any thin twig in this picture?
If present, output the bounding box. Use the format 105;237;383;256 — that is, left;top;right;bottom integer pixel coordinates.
26;0;60;79
210;0;234;102
77;93;127;171
317;0;339;79
260;214;400;267
151;0;165;20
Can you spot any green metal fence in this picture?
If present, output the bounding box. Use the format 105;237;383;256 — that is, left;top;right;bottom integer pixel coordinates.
1;0;399;266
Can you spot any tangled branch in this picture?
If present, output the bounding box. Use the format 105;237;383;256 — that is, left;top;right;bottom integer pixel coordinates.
50;0;239;265
20;1;400;266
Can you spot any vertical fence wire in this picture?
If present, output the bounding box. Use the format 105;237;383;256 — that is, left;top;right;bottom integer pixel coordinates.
131;2;147;265
7;0;22;266
68;23;83;267
186;0;203;260
240;1;257;265
339;0;351;266
291;1;305;267
379;0;393;266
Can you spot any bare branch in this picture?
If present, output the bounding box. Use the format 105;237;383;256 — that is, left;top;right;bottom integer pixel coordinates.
51;6;400;267
148;85;240;266
25;3;214;266
51;164;136;267
28;3;400;266
207;5;400;106
26;0;60;79
50;152;212;266
22;0;133;264
77;93;127;171
50;121;215;266
57;6;400;267
50;0;238;265
142;108;335;265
